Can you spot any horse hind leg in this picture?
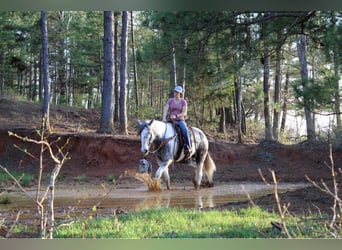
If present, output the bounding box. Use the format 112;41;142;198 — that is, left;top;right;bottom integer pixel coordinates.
192;160;204;190
203;153;216;187
195;153;216;188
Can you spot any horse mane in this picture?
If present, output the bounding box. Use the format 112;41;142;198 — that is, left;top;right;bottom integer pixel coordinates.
137;119;154;135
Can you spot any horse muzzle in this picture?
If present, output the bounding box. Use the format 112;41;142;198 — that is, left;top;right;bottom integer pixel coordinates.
141;148;149;156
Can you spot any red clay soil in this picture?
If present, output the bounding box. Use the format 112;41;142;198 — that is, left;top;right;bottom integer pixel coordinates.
0;97;341;215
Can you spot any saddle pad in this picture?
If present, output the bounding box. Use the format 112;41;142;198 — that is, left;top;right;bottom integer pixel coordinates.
190;128;201;143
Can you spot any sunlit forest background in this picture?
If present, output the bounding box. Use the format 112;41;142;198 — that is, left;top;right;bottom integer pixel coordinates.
1;11;342;144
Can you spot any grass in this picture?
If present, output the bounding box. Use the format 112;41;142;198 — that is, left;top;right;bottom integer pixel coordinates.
106;175;115;183
0;171;35;187
0;195;11;204
73;175;88;182
53;206;332;239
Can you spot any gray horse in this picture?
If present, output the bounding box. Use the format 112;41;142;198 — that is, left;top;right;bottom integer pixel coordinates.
137;119;216;190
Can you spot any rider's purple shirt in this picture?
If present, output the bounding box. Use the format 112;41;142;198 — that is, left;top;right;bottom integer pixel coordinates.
167;98;187;120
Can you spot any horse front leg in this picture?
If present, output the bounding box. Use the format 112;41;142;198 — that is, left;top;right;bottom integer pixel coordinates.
155;159;172;190
162;170;170;190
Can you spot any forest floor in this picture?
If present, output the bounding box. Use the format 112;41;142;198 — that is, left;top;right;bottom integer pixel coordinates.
0;96;342;221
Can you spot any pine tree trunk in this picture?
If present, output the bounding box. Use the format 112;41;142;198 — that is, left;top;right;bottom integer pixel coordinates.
273;44;282;141
179;37;187;97
170;45;177;95
219;107;226;134
235;73;243;143
263;46;273;141
41;11;50;130
297;34;315;141
130;11;139;113
333;54;341;130
280;71;289;133
119;11;128;135
114;11;120;123
99;11;115;134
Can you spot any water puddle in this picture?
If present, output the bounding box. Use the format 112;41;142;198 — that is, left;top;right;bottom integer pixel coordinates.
0;181;309;223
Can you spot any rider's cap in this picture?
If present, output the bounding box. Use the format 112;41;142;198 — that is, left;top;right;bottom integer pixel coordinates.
174;86;183;93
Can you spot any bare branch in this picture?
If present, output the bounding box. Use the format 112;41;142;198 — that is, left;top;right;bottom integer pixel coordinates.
258;168;271;186
0;164;35;203
5;210;22;238
241;184;256;207
270;169;292;238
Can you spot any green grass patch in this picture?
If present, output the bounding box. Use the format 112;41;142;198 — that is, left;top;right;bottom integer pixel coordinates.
20;173;35;187
0;171;35;187
54;207;324;239
0;195;11;204
73;175;88;182
106;175;115;183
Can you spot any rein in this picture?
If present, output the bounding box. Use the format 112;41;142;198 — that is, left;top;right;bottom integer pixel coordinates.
147;134;176;155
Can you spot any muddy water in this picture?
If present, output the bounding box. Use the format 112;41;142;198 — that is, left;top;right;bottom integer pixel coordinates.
0;181;308;224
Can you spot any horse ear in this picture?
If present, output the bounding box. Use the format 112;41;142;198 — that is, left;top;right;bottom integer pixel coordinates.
137;119;145;135
148;119;154;126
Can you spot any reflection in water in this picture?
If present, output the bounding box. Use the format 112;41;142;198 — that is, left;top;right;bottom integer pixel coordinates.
100;182;307;210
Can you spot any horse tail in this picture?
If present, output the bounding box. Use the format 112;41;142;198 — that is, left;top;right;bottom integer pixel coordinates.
204;152;216;184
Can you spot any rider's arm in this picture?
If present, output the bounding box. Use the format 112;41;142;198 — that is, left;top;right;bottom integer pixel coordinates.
177;100;187;120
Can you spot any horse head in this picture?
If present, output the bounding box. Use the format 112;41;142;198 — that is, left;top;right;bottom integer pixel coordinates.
137;119;154;155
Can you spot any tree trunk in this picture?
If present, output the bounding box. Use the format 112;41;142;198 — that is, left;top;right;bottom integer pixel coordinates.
218;107;226;134
297;34;315;141
32;59;38;101
67;63;73;106
119;11;128;135
234;73;243;143
41;11;50;130
149;62;153;107
241;101;246;135
57;11;67;105
0;53;3;95
130;11;139;113
263;46;273;141
280;71;289;133
99;11;115;134
333;54;341;130
179;37;187;97
114;11;120;123
273;43;282;141
170;45;177;96
48;162;62;239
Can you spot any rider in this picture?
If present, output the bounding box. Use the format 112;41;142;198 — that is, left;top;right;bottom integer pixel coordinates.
162;85;192;158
